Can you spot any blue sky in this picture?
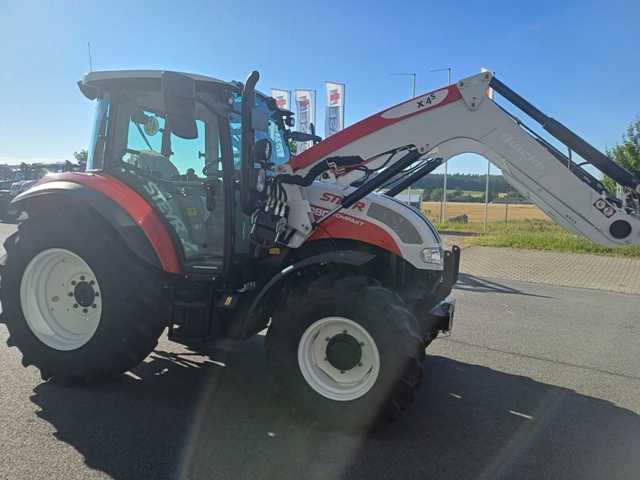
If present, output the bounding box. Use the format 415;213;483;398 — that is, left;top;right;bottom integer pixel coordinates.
1;0;638;175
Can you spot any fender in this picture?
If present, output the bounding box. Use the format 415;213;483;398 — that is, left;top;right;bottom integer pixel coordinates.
241;250;375;337
12;176;181;274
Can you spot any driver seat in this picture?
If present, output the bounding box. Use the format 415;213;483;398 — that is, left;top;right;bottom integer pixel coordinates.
135;150;180;181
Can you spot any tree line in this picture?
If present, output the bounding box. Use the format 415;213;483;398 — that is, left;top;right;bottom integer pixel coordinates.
411;173;510;193
602;116;640;194
405;173;514;201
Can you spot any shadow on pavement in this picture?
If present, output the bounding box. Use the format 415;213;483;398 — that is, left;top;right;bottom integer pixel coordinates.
30;339;640;480
455;273;552;298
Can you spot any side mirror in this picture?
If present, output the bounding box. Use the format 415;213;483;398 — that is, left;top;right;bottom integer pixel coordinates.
251;108;269;132
131;110;150;124
162;71;198;139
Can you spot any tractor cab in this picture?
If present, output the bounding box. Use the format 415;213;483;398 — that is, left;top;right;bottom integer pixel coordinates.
79;70;291;277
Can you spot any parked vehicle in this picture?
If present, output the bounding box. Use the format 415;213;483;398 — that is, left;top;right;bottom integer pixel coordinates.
1;69;638;431
1;161;78;223
0;164;35;223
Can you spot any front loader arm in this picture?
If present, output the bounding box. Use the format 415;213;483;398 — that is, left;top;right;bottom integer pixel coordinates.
286;72;640;248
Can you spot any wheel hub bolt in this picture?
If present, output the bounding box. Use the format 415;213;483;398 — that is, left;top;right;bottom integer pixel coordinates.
71;281;76;286
82;308;88;313
73;304;78;308
68;292;73;297
92;304;97;309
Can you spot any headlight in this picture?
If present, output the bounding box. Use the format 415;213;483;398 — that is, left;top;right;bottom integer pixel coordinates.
256;169;266;193
420;247;443;265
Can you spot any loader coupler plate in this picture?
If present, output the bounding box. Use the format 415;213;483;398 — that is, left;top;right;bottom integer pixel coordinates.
418;298;455;337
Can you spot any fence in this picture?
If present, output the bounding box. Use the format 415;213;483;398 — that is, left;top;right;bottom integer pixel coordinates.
422;201;549;224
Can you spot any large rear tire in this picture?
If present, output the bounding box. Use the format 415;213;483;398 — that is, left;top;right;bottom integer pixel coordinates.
0;210;172;384
265;274;425;431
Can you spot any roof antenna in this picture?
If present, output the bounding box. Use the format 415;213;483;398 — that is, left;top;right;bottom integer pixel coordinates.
87;42;93;72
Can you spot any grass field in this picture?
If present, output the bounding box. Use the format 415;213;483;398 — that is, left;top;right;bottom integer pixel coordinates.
421;201;549;223
426;216;640;258
392;193;640;257
461;220;640;257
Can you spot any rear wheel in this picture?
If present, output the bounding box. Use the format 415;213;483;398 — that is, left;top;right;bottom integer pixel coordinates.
20;248;103;351
0;210;172;383
265;274;425;431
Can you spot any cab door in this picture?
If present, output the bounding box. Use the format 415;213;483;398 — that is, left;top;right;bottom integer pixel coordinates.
118;102;231;274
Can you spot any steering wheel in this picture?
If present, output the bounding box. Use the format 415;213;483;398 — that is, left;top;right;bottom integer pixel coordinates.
117;148;141;162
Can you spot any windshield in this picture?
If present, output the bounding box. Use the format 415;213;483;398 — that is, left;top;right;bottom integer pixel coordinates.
87;93;110;171
230;94;290;169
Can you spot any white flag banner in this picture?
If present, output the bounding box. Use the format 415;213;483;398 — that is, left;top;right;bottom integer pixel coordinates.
325;81;344;138
271;88;290;111
294;89;313;152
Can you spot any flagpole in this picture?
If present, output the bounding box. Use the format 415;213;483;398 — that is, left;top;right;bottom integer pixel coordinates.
481;67;495;230
312;90;317;133
390;73;416;98
430;68;451;222
390;73;416;201
342;83;346;128
484;161;490;229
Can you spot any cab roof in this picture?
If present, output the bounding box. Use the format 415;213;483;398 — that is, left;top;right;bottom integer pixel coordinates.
79;70;242;100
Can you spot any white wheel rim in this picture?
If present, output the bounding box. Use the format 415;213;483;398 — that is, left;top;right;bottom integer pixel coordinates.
21;248;102;351
298;317;380;401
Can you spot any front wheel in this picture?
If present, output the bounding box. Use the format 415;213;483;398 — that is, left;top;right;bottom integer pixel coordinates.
265;274;425;431
0;210;172;384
